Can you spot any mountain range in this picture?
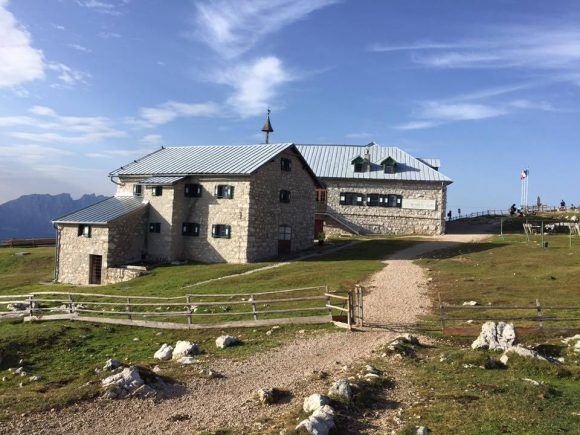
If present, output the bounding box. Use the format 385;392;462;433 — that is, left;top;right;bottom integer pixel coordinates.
0;193;109;242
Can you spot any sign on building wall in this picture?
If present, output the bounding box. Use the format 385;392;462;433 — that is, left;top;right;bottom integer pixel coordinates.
402;198;437;210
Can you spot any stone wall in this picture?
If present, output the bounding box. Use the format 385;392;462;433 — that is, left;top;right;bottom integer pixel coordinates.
104;266;146;284
247;148;317;260
107;208;148;267
322;179;447;236
56;224;109;285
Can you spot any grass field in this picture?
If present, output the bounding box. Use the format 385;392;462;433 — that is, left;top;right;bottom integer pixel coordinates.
0;238;415;418
402;233;580;434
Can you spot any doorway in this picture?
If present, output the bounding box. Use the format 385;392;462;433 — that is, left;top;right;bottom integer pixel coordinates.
278;225;292;255
314;218;324;238
89;255;102;284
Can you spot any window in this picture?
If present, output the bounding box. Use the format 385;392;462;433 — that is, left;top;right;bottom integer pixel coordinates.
279;189;291;203
385;194;403;208
151;186;163;196
339;192;364;206
184;183;202;198
211;224;231;239
214;185;234;199
316;189;327;203
133;184;143;196
77;224;91;238
149;222;161;233
281;157;292;171
278;225;292;240
367;194;380;207
382;157;397;174
182;222;200;237
351;156;367;173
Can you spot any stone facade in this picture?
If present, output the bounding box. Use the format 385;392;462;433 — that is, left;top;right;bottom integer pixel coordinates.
321;179;447;236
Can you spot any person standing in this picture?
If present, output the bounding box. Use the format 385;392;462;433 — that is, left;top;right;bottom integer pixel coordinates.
447;210;452;221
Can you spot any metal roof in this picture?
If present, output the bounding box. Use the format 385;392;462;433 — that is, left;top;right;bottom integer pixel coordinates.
295;144;452;183
417;158;441;169
141;176;185;185
53;196;147;225
111;143;294;176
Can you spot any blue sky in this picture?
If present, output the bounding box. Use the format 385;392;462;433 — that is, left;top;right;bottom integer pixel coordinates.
1;0;579;212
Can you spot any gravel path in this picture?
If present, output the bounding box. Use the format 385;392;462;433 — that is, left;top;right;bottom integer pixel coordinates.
1;234;487;434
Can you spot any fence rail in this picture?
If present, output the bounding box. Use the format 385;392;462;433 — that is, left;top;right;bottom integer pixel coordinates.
0;237;56;248
0;286;364;330
438;294;580;332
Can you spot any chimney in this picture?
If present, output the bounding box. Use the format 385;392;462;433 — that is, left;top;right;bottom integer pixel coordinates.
363;148;371;172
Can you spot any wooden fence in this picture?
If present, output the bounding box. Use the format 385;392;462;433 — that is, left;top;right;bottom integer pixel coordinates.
438;295;580;332
0;238;56;248
0;286;363;330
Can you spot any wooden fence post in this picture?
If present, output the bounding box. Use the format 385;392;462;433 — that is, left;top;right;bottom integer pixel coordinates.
438;292;446;332
325;285;331;316
186;295;192;326
68;294;74;314
346;291;352;330
536;298;543;329
28;295;33;317
126;297;132;320
250;295;258;321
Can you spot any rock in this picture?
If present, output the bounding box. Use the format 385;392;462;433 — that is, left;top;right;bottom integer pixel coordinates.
500;354;509;365
365;365;381;375
14;367;24;375
416;426;430;435
296;405;335;435
14;252;30;256
257;388;274;404
462;301;478;306
215;335;240;349
471;321;516;350
7;303;28;312
328;379;353;402
172;341;200;360
154;344;173;361
503;345;547;361
265;330;273;336
101;366;144;391
484;357;506;370
523;378;541;386
1;377;7;382
131;384;157;399
29;375;41;382
298;329;306;334
364;373;381;380
132;337;140;342
152;365;161;373
103;359;122;371
198;368;218;379
396;333;420;346
303;394;331;413
178;357;197;365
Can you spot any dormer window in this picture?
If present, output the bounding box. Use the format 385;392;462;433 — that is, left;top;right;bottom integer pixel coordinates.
381;157;397;174
351;156;367;173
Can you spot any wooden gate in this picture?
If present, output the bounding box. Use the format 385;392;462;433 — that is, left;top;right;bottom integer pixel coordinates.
325;285;364;329
89;255;102;285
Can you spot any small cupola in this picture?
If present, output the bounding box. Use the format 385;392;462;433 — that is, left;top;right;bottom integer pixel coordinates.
381;156;397;174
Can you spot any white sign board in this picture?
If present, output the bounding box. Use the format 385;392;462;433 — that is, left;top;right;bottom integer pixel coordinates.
402;198;437;210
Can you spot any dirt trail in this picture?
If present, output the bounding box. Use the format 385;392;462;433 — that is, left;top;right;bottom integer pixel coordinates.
2;234;488;435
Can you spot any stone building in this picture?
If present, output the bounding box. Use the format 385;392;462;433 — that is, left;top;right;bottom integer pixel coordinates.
296;143;452;236
53;143;319;285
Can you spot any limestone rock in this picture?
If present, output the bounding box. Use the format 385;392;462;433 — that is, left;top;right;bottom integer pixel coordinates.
396;333;420;346
29;375;41;382
503;345;547;361
215;335;240;349
102;366;144;391
154;344;173;361
178;357;197;365
7;303;28;311
296;405;335;435
303;393;330;413
365;365;381;375
131;384;157;399
416;426;430;434
462;300;478;306
471;321;516;350
328;379;353;401
500;354;509;365
172;341;200;360
257;388;274;404
103;359;122;371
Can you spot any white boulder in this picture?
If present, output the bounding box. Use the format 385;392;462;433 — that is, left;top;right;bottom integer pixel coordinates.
257;388;274;404
154;343;173;361
103;359;122;371
471;321;516;350
215;335;240;349
416;426;430;434
296;405;335;435
328;379;353;401
172;341;200;360
303;393;331;413
178;357;197;365
462;300;478;306
503;345;547;361
102;366;144;392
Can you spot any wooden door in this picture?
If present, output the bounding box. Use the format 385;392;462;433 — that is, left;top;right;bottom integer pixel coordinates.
314;219;324;238
278;225;292;255
89;255;102;284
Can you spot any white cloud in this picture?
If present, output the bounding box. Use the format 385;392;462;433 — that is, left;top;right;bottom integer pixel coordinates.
419;102;507;121
394;120;442;131
67;43;92;53
48;62;90;87
345;132;374;140
98;31;122;39
194;0;339;58
508;99;555;111
139;134;163;146
29;105;57;116
373;26;580;75
0;144;73;161
0;116;36;127
135;101;220;127
75;0;127;16
0;0;45;87
86;148;152;159
216;56;293;117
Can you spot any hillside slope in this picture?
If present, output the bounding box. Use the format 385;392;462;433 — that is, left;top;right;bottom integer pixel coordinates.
0;193;108;241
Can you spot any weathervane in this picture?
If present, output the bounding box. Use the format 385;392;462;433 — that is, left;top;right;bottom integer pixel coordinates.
261;108;274;144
